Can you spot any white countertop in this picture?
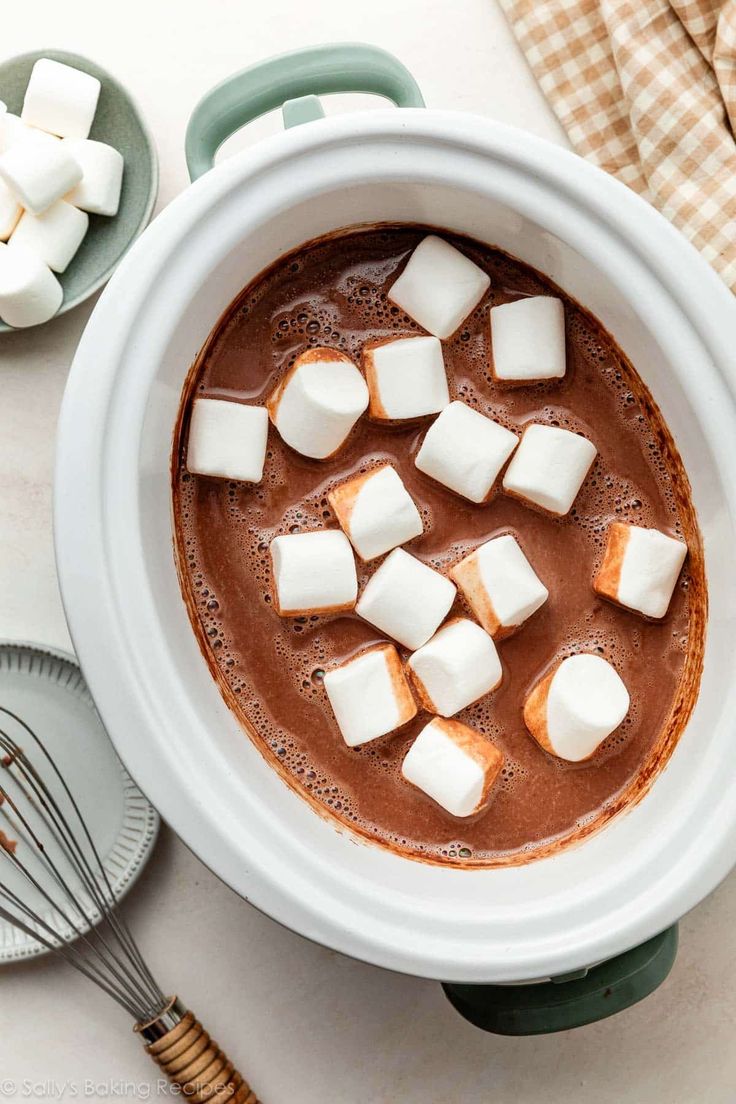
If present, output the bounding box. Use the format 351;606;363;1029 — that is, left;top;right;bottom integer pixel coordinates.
2;2;734;1100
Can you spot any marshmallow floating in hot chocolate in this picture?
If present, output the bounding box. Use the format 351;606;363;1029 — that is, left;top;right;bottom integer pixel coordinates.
490;296;567;384
356;547;456;650
415;400;518;504
186;397;269;483
324;643;417;747
0;241;62;327
407;617;502;717
328;463;423;562
503;423;597;515
63;138;124;217
267;347;369;460
388;235;490;339
0;132;82;215
401;717;504;818
21;58;101;140
450;534;548;638
11;199;88;273
363;335;450;421
594;522;687;619
524;653;630;762
271;529;357;616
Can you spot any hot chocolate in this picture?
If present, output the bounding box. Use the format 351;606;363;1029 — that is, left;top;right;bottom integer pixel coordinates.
172;225;706;866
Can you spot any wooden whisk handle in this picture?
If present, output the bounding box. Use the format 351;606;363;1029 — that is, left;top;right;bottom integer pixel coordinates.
136;1000;259;1103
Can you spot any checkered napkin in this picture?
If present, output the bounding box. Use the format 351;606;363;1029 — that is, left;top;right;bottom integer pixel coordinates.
497;0;736;290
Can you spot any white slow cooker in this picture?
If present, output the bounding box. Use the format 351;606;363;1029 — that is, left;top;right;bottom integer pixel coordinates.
54;45;736;1005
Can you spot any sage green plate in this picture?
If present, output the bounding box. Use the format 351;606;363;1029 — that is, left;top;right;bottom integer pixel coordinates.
0;49;158;332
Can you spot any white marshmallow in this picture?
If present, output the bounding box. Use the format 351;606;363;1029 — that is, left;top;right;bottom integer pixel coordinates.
0;179;21;241
502;423;596;515
388;235;491;339
324;643;417;747
363;335;450;420
328;464;423;562
267;347;368;460
0;110;31;154
415;400;518;503
407;617;502;717
524;654;630;762
401;717;504;817
186;398;269;483
356;548;456;650
450;534;548;638
21;58;101;140
594;523;687;619
63;138;124;217
490;296;567;383
0;136;82;214
0;241;62;328
11;200;88;274
271;529;357;616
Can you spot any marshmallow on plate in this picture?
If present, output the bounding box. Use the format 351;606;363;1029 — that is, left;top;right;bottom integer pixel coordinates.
328;463;423;561
415;400;518;503
502;423;596;515
63;138;124;217
0;108;30;154
186;398;269;483
356;548;456;650
0;241;62;328
267;347;369;460
524;653;630;762
407;617;502;717
22;59;101;140
450;534;548;638
363;335;450;420
401;717;504;818
11;199;88;273
490;296;566;384
324;643;417;747
0;179;21;241
0;134;82;214
270;529;357;616
594;522;687;619
388;235;490;339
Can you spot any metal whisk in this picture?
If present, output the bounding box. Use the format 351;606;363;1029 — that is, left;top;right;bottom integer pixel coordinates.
0;705;259;1103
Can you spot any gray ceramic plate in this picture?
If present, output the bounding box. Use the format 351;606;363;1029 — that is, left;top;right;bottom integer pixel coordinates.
0;641;159;962
0;49;158;332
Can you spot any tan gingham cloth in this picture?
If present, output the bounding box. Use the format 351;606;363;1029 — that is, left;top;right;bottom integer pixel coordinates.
498;0;736;290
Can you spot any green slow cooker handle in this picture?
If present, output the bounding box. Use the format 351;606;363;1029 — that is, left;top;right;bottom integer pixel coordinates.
443;925;678;1035
185;43;425;181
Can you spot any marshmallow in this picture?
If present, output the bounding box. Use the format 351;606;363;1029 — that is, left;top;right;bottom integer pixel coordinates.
450;534;548;638
407;617;502;717
11;200;88;274
271;529;357;616
328;463;423;561
63;138;124;217
401;717;504;817
0;179;21;241
0;241;62;328
267;347;369;460
524;654;630;762
363;335;450;420
490;296;567;384
0;136;82;214
186;398;269;483
388;235;491;339
21;59;101;140
356;548;456;650
415;400;518;503
594;522;687;619
0;109;32;154
502;423;596;515
324;643;417;747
